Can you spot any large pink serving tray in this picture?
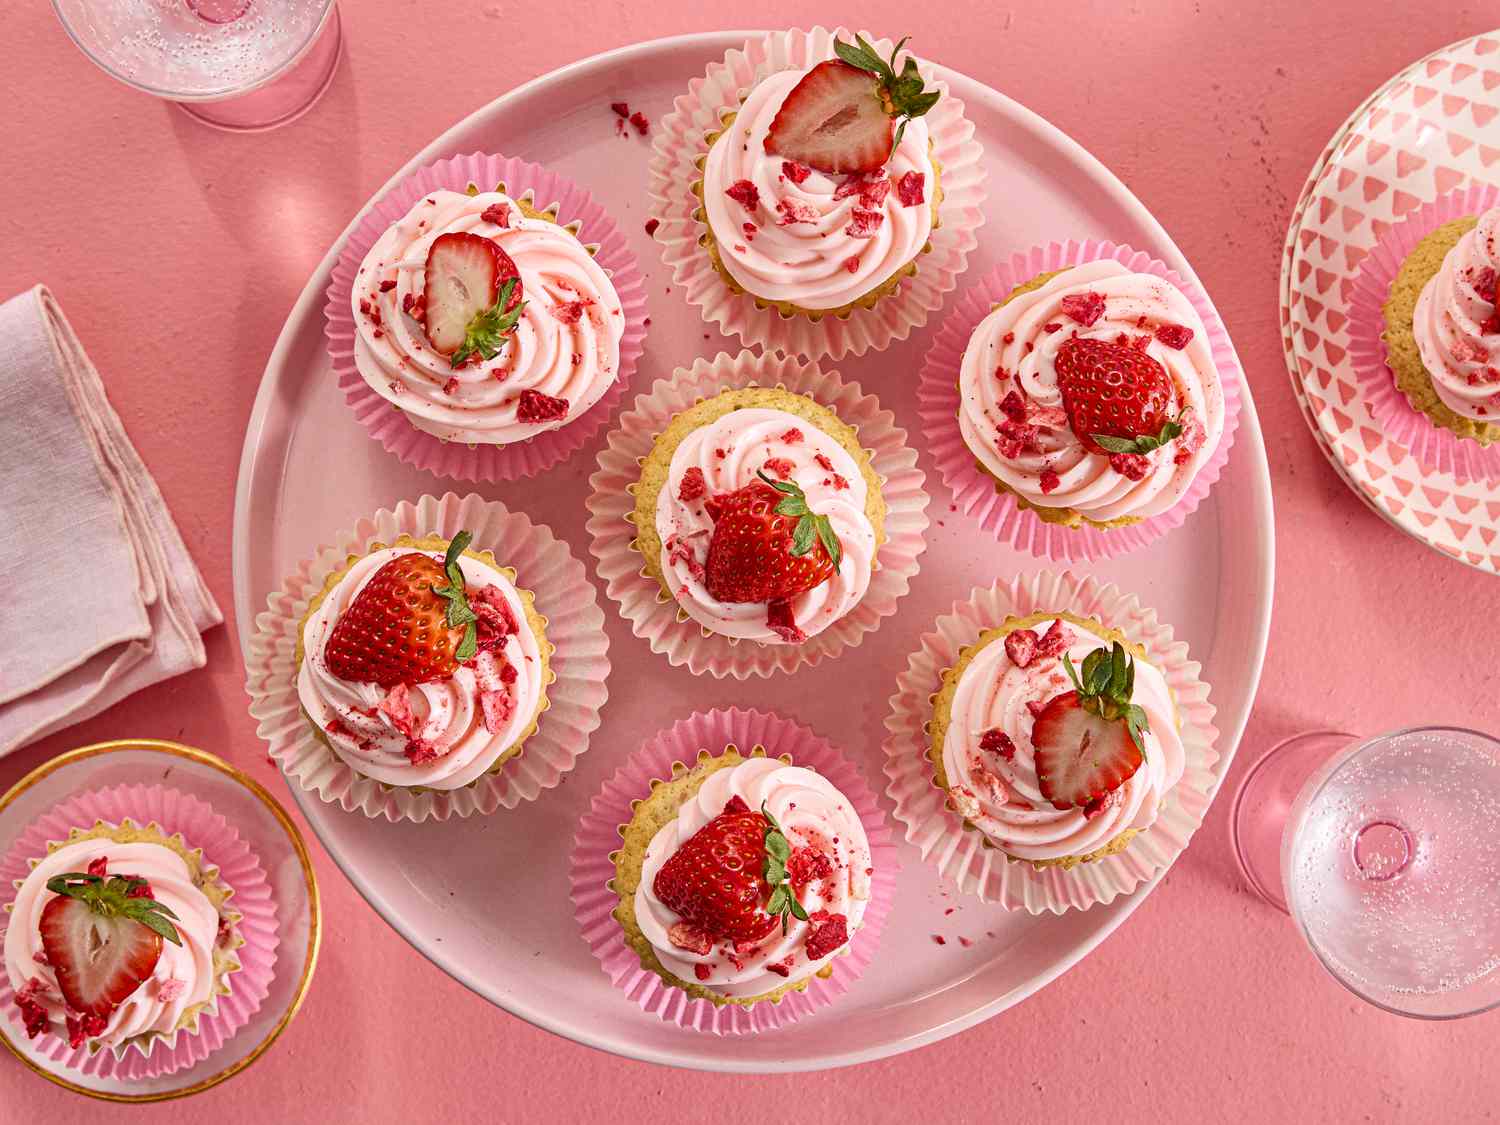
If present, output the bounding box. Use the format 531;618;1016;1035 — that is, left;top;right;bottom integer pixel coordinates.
232;31;1272;1071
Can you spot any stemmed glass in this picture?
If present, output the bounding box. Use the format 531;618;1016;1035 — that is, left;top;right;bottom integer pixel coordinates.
51;0;342;132
1231;726;1500;1019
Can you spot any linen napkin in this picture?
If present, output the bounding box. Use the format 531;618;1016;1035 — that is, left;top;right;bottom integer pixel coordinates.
0;285;221;757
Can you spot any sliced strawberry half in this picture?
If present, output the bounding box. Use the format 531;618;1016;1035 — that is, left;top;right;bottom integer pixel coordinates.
1031;641;1151;811
764;35;941;174
422;233;524;367
38;870;183;1021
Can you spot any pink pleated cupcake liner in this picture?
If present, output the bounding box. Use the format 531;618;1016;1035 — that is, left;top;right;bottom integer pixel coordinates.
245;493;610;822
881;570;1220;914
917;240;1246;562
324;152;649;481
647;26;987;361
569;707;898;1034
0;784;278;1079
585;349;929;678
1347;183;1500;484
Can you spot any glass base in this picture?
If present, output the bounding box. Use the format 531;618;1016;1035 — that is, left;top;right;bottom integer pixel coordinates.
175;3;342;132
1229;729;1356;912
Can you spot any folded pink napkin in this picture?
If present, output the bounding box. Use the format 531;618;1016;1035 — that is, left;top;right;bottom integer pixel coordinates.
0;286;221;757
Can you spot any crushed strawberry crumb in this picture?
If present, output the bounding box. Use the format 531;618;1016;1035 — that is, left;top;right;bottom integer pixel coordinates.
767;599;807;644
678;466;707;502
442;377;459;395
725;179;760;213
843;255;861;273
15;978;49;1040
1060;291;1106;327
516;389;570;424
480;202;512;227
1039;467;1061;494
1033;617;1072;659
994;419;1041;459
610;101;630;118
781;160;812;184
644;218;660;236
1004;629;1039;668
979;728;1017;760
379;279;397;293
629;110;649;135
780;427;804;444
763;456;795;479
777;197;818;225
845;208;884;238
66;1012;108;1049
1155;323;1195;349
787;846;836;887
999;390;1028;424
694;963;712;981
1109;452;1151;480
765;958;794;978
668;921;712;955
804;910;849;960
896;170;925;207
1043;322;1062;333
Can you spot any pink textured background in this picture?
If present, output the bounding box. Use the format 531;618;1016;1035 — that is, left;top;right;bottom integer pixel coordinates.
0;1;1494;1120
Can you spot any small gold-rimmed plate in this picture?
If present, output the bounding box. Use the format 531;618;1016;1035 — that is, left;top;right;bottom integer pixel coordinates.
0;739;320;1102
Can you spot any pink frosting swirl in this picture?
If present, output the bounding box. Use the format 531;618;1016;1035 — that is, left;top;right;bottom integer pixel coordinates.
634;758;872;998
702;66;935;310
941;620;1185;863
297;547;545;789
351;189;624;444
654;407;877;643
3;838;223;1053
1413;206;1500;422
958;260;1224;522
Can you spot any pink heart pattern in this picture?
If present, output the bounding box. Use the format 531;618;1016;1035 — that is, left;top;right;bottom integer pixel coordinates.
1282;32;1500;575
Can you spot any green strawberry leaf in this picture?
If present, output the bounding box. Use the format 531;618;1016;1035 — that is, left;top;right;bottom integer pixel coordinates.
45;872;183;945
1064;641;1153;758
756;471;844;571
434;530;479;662
1091;411;1187;455
831;34;941;159
450;277;525;369
761;803;809;935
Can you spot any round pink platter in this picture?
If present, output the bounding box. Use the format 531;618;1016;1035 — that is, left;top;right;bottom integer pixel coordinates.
232;30;1273;1071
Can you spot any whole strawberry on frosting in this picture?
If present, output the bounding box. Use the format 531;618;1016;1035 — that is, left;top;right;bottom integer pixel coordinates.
764;35;941;174
1055;336;1186;459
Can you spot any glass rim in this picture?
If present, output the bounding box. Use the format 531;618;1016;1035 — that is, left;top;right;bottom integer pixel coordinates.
50;0;336;103
1285;723;1500;1022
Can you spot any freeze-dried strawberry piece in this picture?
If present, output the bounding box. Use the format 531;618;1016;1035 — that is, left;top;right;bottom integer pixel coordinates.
86;856;109;878
780;428;805;444
65;1012;108;1050
786;846;836;887
725;179;760;213
1026;699;1050;719
1109;452;1151;481
1083;789;1121;820
980;728;1017;760
157;977;186;1004
471;583;519;640
1173;413;1207;465
1004;629;1039;668
1039;467;1060;494
763;457;795;479
767;599;807;644
845;208;884;238
378;683;417;737
404;738;440;766
694;963;712;981
1060;291;1106;327
678;466;707;502
517;389;569;424
629;110;649;135
480;202;512;227
1155;323;1195;349
804;911;849;961
781;160;812;184
999;391;1028;424
1033;618;1072;661
667;922;712;955
15;978;49;1040
765;958;794;978
994;419;1040;459
896;170;925;207
777;197;818;225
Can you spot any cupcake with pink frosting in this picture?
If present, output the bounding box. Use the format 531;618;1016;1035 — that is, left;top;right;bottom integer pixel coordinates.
928;611;1185;869
348;187;625;448
295;530;552;792
611;746;872;1006
957;259;1226;529
3;821;242;1062
631;386;885;648
696;32;943;320
1381;204;1500;446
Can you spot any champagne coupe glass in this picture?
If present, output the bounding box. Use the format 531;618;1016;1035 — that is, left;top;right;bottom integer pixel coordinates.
51;0;342;132
1231;726;1500;1019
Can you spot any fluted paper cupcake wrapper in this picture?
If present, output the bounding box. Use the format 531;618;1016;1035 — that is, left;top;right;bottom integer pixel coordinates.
881;569;1220;914
1347;182;1500;483
324;151;649;481
245;493;610;822
0;784;278;1079
918;240;1245;561
647;26;987;361
569;707;898;1034
585;349;929;678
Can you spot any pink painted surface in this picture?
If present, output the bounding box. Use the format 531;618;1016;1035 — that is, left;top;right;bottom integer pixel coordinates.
0;1;1494;1119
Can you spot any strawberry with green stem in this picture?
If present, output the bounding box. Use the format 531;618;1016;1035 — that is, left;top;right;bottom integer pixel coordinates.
764;35;941;175
422;232;526;369
1032;642;1152;813
703;471;843;605
1055;336;1190;457
38;871;182;1029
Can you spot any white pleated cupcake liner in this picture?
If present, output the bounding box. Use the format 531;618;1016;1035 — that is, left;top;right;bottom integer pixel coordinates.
585;349;928;677
881;569;1219;913
245;493;609;822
